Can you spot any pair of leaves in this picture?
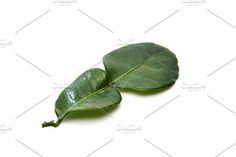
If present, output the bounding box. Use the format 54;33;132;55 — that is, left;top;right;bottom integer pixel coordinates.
42;42;179;127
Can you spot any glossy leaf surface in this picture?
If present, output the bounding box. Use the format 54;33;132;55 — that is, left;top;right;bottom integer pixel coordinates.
42;68;121;127
103;42;179;91
42;42;179;128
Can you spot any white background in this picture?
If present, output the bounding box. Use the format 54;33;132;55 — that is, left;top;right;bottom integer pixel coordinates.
0;0;236;157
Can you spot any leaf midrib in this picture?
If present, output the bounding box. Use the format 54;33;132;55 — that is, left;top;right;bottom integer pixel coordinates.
109;49;170;84
59;49;169;120
58;84;111;120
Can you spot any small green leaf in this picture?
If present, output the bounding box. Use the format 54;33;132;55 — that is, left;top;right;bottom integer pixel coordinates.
42;68;121;127
103;42;179;91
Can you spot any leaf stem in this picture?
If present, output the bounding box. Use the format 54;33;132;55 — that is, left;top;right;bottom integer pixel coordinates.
41;119;62;128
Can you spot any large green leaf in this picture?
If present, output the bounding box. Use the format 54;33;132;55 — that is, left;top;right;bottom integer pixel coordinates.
42;68;121;127
103;42;179;91
42;42;179;128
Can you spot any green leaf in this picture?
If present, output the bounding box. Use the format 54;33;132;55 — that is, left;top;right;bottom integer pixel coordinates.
103;42;179;92
42;42;179;128
42;68;121;127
